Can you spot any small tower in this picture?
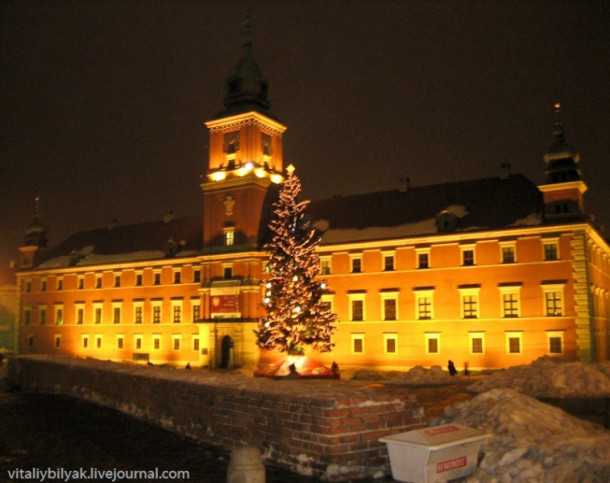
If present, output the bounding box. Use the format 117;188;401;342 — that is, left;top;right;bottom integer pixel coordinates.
18;195;48;268
538;104;587;222
201;7;286;250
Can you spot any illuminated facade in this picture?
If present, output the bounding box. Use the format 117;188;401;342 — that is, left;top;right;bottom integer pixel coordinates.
15;23;610;371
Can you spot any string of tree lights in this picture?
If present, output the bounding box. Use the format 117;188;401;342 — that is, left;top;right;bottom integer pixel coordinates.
255;165;337;356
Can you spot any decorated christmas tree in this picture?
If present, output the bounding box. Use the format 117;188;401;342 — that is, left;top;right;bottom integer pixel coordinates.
255;164;337;356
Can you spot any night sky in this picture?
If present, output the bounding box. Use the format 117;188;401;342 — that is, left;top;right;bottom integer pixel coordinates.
1;1;609;268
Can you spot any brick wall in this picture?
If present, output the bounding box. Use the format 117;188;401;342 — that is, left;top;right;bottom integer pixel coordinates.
8;355;426;480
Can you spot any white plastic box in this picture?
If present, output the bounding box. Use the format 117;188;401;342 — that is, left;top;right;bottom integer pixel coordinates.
380;423;489;483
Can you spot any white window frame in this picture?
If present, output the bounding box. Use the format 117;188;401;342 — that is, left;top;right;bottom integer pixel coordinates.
54;304;64;325
133;301;144;324
152;334;162;351
93;302;103;324
320;256;332;275
416;248;430;269
542;238;560;261
347;293;366;321
459;286;480;319
468;332;486;355
191;297;201;322
350;254;362;273
541;283;565;317
112;301;122;324
425;333;440;354
498;285;521;318
382;250;395;271
383;333;398;354
414;288;434;320
380;291;399;321
500;241;517;263
351;333;365;354
151;300;163;324
171;299;183;324
546;330;565;354
75;303;85;325
505;331;523;354
460;245;476;266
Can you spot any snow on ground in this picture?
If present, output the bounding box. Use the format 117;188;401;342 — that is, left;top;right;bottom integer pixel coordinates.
345;358;610;481
468;356;610;397
440;388;610;482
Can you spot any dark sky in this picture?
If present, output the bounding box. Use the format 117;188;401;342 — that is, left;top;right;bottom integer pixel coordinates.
1;0;609;268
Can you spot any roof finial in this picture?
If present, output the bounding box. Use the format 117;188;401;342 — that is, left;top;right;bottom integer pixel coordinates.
242;1;253;54
552;102;565;144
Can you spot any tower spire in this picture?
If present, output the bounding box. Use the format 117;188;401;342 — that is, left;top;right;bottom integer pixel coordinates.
543;102;581;184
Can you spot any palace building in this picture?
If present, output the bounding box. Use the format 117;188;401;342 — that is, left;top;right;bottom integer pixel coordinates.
15;18;610;371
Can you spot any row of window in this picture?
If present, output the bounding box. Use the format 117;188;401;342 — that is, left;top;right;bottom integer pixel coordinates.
344;284;565;321
351;330;565;356
29;333;202;352
321;240;561;275
23;299;201;326
24;269;204;293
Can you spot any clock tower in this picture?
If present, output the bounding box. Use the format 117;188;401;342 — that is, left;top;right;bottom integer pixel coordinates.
201;11;286;250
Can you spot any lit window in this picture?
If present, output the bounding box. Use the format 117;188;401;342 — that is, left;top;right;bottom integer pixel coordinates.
384;334;397;354
469;332;485;354
546;331;564;354
505;331;522;354
414;288;434;320
425;333;440;354
224;228;235;246
351;334;364;354
55;306;63;325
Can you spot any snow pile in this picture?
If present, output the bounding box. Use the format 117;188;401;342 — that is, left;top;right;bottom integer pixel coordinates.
469;356;610;397
440;388;610;482
348;365;455;385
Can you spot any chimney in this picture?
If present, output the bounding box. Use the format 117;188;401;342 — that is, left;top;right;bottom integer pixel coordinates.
499;163;511;180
